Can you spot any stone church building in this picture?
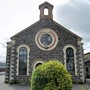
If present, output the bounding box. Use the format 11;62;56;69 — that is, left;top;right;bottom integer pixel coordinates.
84;52;90;78
5;2;85;84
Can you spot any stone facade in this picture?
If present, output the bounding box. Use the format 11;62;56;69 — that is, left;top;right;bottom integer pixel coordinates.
84;52;90;78
5;2;85;84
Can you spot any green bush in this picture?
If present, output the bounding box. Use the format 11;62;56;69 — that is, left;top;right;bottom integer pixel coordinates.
31;60;72;90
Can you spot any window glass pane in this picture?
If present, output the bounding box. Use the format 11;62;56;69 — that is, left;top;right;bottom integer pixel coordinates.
66;47;75;75
40;34;52;46
19;47;27;75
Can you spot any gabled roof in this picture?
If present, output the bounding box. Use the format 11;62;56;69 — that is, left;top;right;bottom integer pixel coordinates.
84;52;90;55
11;19;82;40
11;2;82;41
10;20;40;39
53;20;82;40
39;1;53;9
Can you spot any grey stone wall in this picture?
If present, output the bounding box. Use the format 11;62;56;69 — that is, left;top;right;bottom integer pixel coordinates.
10;18;83;83
14;19;78;64
5;18;85;84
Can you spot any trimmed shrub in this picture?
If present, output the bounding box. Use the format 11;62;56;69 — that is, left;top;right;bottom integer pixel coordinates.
31;60;72;90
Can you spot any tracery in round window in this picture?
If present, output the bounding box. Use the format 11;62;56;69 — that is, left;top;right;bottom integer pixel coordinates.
40;34;52;46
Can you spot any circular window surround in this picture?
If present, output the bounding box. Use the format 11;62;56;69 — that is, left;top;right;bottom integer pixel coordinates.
35;28;58;51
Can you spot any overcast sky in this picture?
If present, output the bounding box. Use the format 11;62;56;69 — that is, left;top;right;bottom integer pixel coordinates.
0;0;90;62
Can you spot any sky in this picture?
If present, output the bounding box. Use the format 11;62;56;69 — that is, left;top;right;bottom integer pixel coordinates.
0;0;90;62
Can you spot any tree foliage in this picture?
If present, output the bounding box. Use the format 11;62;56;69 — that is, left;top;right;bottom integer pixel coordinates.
31;60;72;90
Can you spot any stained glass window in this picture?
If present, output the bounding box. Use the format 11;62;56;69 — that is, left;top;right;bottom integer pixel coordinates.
19;47;27;75
66;47;75;75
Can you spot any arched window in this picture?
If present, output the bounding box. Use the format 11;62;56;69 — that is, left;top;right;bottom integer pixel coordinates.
66;47;75;75
19;47;27;75
33;61;44;70
44;8;48;15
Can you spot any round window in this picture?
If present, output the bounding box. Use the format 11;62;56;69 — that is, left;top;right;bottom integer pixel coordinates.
35;28;58;51
40;34;52;46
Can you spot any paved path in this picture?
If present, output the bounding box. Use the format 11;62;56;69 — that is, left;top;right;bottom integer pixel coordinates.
0;74;90;90
0;74;30;90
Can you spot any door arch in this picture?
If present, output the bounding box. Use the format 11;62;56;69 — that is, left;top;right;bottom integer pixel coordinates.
33;61;44;70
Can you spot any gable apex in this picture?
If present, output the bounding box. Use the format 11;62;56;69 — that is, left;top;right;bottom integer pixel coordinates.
39;1;53;9
11;19;82;41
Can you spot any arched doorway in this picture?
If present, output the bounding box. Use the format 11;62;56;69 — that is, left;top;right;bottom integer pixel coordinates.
35;63;42;68
33;61;44;70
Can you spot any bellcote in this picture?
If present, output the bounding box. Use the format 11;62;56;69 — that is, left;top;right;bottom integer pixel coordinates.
39;2;53;20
